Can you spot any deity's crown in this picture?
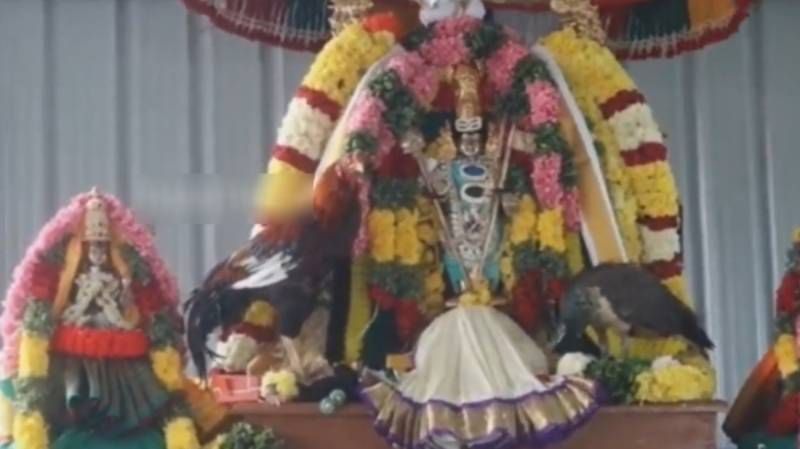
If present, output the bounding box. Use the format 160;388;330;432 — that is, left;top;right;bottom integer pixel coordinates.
83;187;110;242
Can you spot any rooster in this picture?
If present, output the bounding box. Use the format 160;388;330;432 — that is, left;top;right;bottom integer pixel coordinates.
185;167;360;379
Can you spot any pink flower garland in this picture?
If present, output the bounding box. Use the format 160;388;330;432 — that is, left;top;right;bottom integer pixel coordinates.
387;53;440;104
531;154;564;209
526;81;561;129
563;189;581;232
348;94;386;135
434;16;480;38
0;191;179;376
348;94;396;157
418;17;479;68
486;40;527;94
351;174;373;256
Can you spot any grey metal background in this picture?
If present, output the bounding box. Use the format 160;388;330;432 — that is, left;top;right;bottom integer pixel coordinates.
1;0;799;422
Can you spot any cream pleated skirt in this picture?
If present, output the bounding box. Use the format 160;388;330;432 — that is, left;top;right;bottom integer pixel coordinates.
362;306;599;449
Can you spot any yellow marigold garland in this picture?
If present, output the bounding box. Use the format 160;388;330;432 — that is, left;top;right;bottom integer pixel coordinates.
635;361;715;403
565;232;585;275
774;334;799;378
17;333;49;379
626;161;680;218
537;208;566;254
395;209;422;265
13;412;48;449
509;195;537;245
368;210;396;263
542;28;695;363
150;346;184;392
164;417;201;449
303;23;395;107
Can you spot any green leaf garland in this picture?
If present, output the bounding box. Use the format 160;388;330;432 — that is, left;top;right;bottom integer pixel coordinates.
585;357;650;405
22;301;54;338
148;311;181;349
466;22;506;60
121;244;153;286
221;422;284;449
369;263;424;301
371;178;419;210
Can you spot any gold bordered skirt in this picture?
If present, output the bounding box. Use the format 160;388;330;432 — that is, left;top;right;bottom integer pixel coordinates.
361;306;599;449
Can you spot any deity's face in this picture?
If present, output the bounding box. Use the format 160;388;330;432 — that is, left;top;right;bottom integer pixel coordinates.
87;242;109;267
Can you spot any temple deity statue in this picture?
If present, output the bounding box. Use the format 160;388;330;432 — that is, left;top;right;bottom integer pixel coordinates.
0;190;221;449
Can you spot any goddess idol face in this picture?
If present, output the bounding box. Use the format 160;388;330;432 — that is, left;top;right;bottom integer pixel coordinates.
87;242;109;267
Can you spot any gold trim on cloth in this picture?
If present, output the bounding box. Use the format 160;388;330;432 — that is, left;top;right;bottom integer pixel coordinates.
362;377;597;448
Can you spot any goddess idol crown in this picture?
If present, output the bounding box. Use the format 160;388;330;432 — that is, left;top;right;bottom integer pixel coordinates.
83;188;111;242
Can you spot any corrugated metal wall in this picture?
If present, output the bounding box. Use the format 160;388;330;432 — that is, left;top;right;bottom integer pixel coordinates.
1;0;799;415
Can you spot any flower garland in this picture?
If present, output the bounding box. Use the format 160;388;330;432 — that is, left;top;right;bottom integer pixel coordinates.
0;192;200;449
634;356;715;403
14;300;54;449
342;17;579;360
570;354;714;404
766;228;800;435
205;422;283;449
541;28;685;305
542;28;693;361
255;14;401;224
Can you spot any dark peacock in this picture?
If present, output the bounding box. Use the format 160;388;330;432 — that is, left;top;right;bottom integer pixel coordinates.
554;263;714;357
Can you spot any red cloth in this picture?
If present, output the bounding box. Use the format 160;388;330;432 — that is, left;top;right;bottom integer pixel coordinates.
28;261;60;300
776;273;800;315
766;393;800;436
52;326;150;359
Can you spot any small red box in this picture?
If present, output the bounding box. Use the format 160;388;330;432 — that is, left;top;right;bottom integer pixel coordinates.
210;374;261;404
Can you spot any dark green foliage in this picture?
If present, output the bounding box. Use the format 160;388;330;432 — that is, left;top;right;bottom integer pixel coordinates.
221;423;284;449
371;178;419;210
41;235;71;266
465;22;505;59
512;245;569;279
534;124;568;154
513;56;551;85
368;263;424;301
148;311;181;349
121;244;152;285
346;132;378;155
402;26;433;52
584;357;650;405
22;301;54;337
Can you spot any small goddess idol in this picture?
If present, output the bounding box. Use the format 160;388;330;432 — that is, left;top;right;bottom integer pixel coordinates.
0;189;205;449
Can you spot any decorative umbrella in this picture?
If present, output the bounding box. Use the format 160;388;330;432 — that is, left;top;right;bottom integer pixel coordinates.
180;0;754;59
